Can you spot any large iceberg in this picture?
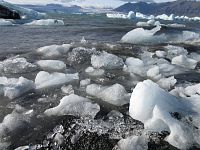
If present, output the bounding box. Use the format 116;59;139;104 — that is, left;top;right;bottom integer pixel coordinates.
36;60;66;72
121;26;166;44
91;51;124;70
35;71;79;89
86;83;130;106
129;80;200;149
0;1;44;19
36;44;71;58
26;19;64;26
44;94;100;118
0;76;35;99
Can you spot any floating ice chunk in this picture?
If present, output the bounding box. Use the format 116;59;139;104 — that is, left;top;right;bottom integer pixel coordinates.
165;45;188;60
68;47;96;64
86;83;130;106
147;66;162;81
0;57;37;74
36;60;66;72
182;31;200;41
26;19;64;26
35;71;79;89
184;83;200;96
106;13;127;19
127;11;135;19
124;57;146;76
157;76;177;90
121;26;166;44
156;14;174;21
85;67;105;76
61;85;74;95
189;52;200;62
167;23;186;28
155;51;167;58
37;44;71;58
0;77;35;99
129;80;199;149
44;94;100;118
136;21;149;27
91;51;124;70
80;79;91;87
0;19;13;26
117;135;148;150
135;12;148;19
172;55;197;69
0;105;32;138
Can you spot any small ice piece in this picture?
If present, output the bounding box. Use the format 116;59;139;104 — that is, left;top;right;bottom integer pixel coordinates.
156;14;174;21
121;26;166;44
107;110;123;119
80;79;91;87
91;51;124;70
189;52;200;62
35;71;79;89
15;146;29;150
157;76;177;90
124;57;146;76
61;85;74;95
85;67;105;76
25;19;64;26
36;60;66;71
106;13;127;19
0;105;32;138
165;45;188;60
127;11;135;19
172;55;197;69
147;66;160;79
155;50;167;58
54;133;64;145
0;19;13;26
136;21;149;27
86;83;130;106
36;44;71;58
117;135;148;150
0;76;35;99
67;47;96;64
80;36;87;44
184;83;200;96
0;57;37;74
44;94;100;118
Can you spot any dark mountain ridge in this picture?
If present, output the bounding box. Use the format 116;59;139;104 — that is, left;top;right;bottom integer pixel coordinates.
114;0;200;17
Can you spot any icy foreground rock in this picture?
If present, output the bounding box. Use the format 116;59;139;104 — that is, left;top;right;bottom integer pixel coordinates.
91;51;124;70
121;26;166;44
26;19;64;26
36;44;71;58
129;80;200;149
44;94;100;118
0;57;37;74
0;77;35;99
36;60;66;71
86;84;130;106
35;71;79;89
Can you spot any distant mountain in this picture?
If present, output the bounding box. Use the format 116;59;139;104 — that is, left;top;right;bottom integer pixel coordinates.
19;4;83;14
114;1;200;17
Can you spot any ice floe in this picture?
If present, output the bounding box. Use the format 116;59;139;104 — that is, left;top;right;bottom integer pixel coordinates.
91;51;124;69
0;76;35;99
36;44;71;58
35;71;79;89
44;94;100;118
0;57;37;74
26;19;64;26
86;83;130;106
36;60;66;72
129;80;200;149
85;67;105;77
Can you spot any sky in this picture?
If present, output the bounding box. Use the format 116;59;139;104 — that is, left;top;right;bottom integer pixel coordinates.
5;0;178;8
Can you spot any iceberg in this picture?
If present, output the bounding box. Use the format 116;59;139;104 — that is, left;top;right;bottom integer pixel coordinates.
121;26;166;44
36;44;71;58
91;51;124;70
106;13;127;19
35;71;79;89
44;94;100;118
156;14;174;21
26;19;64;26
86;83;130;106
0;76;35;99
0;19;13;26
36;60;66;72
